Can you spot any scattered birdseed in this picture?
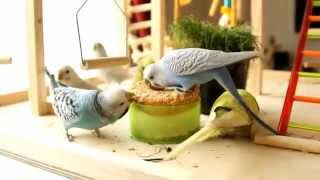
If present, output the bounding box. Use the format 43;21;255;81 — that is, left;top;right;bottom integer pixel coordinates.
166;147;172;153
128;148;136;151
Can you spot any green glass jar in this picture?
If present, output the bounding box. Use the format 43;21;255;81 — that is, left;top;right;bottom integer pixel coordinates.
129;100;201;144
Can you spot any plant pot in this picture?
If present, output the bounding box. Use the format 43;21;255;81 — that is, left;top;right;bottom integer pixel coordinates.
200;61;249;114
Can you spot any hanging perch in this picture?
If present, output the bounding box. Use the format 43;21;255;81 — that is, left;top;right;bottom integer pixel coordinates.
0;57;12;64
76;0;130;70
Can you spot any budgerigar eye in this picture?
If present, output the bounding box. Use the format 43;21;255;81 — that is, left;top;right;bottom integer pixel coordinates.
65;70;70;74
149;75;154;80
119;102;124;106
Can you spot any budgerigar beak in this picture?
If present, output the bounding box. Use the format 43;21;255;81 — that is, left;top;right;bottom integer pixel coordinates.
144;79;150;85
144;79;165;91
58;71;63;81
119;107;129;118
125;91;135;102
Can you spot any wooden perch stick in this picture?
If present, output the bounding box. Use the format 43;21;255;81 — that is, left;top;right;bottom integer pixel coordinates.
0;57;12;64
254;135;320;154
81;57;129;70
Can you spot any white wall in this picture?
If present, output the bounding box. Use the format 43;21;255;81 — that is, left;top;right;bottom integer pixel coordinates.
263;0;298;65
0;0;126;94
43;0;126;72
0;1;27;93
263;0;320;66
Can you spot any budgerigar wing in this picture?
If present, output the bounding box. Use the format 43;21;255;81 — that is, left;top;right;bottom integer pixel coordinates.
162;48;258;75
53;87;81;124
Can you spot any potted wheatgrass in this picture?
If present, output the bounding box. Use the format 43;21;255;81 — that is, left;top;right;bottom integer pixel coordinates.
168;16;257;114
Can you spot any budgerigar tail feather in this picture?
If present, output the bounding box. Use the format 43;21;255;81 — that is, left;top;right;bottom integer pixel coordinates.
212;67;278;135
208;50;260;67
45;67;58;89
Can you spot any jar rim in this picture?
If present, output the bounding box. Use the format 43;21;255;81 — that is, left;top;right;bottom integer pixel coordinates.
131;81;200;105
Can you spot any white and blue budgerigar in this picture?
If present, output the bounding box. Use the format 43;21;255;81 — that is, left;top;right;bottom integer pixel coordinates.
143;48;277;134
45;67;132;141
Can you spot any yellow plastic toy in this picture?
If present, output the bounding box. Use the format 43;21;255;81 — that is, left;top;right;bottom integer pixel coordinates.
209;0;237;27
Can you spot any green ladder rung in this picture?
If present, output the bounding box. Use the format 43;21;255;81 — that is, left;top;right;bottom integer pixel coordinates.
308;29;320;39
315;1;320;7
299;72;320;78
289;122;320;132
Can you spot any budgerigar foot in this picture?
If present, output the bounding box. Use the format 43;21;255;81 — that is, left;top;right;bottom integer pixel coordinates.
94;129;104;138
66;132;74;142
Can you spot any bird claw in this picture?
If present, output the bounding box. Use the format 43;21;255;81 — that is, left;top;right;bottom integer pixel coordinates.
66;132;74;142
94;129;104;138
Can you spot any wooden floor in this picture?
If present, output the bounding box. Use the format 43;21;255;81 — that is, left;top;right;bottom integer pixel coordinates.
1;78;320;179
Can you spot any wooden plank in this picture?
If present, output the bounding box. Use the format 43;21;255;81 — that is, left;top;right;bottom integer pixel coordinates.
151;0;165;60
0;134;191;180
174;0;180;22
230;0;237;26
246;0;265;95
0;91;28;106
26;0;50;115
0;57;12;64
254;135;320;154
81;57;130;70
128;3;151;13
123;0;132;66
128;20;151;31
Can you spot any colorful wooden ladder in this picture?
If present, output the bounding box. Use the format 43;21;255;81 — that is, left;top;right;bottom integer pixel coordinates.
278;0;320;135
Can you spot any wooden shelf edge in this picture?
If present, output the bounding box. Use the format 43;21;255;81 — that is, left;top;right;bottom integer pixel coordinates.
0;57;12;64
0;133;191;180
0;91;28;106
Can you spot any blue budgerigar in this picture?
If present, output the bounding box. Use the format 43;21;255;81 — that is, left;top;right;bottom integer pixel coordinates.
143;48;277;134
45;67;132;141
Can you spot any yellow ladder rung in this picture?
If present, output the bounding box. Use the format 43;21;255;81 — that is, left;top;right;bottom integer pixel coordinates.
289;122;320;132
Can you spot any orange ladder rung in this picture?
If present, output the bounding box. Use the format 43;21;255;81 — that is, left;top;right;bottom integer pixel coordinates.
309;15;320;22
293;95;320;104
302;50;320;57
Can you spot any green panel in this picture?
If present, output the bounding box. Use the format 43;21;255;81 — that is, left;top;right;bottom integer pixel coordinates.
289;121;320;132
314;0;320;7
299;72;320;78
